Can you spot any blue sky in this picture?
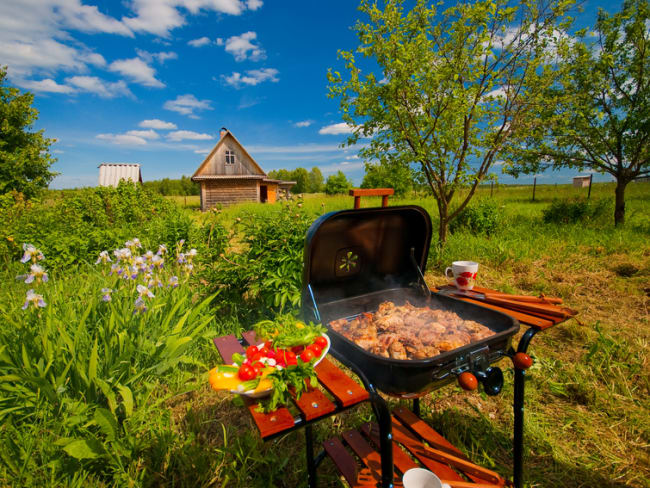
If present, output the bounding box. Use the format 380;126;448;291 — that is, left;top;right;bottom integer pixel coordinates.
1;0;622;188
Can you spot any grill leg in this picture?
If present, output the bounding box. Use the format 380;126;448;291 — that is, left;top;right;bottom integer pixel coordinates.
412;398;420;417
513;328;538;488
306;425;317;488
371;392;394;488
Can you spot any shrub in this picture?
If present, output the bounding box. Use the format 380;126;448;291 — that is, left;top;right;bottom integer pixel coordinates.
542;198;609;224
325;171;353;195
449;199;502;236
0;183;198;269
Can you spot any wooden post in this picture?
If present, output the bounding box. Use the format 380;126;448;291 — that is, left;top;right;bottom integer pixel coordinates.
532;177;537;201
587;174;593;199
354;196;361;209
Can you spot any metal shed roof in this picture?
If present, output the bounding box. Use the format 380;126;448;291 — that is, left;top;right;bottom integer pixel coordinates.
98;163;142;187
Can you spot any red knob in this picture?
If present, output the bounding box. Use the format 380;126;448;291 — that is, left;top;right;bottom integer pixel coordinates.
458;372;478;391
513;353;533;370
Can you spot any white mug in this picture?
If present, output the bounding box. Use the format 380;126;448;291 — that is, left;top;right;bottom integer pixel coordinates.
445;261;479;291
402;468;451;488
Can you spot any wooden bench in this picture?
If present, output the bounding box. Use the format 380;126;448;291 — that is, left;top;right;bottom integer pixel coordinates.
323;406;507;488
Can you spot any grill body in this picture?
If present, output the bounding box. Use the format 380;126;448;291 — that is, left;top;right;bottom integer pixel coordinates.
302;206;519;395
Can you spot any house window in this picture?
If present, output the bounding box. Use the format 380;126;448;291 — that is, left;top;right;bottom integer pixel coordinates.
225;150;236;165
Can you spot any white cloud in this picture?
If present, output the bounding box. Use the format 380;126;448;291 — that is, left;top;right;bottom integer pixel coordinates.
317;160;365;175
167;130;213;142
136;48;177;64
65;76;132;98
222;68;279;88
224;31;265;61
246;143;362;154
483;87;507;100
139;119;177;129
293;120;313;128
109;57;164;87
96;133;148;145
247;0;263;10
194;148;212;154
319;123;354;135
126;129;159;140
17;78;75;94
188;36;211;47
163;94;212;118
216;37;224;46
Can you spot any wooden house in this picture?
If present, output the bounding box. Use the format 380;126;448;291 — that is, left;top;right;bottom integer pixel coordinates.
98;163;142;187
191;128;295;211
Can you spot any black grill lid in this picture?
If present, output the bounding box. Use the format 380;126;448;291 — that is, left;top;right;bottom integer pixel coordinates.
302;205;432;317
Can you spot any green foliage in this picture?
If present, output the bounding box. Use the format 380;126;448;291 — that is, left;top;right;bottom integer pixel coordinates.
327;0;572;241
0;183;202;269
324;170;353;195
0;67;57;198
449;199;502;236
542;198;609;224
267;166;324;193
206;200;316;321
142;175;199;196
361;161;413;196
504;0;650;225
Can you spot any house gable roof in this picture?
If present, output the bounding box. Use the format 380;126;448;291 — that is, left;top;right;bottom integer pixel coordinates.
192;129;266;179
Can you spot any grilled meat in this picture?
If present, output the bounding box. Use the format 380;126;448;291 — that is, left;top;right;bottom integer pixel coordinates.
330;301;494;360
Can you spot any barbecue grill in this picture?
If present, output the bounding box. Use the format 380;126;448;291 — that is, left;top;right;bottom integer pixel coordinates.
301;205;519;396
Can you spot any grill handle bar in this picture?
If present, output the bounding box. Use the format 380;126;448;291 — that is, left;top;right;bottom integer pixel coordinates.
410;247;431;299
307;284;322;322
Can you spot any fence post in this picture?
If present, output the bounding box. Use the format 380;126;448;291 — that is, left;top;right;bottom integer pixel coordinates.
587;174;593;199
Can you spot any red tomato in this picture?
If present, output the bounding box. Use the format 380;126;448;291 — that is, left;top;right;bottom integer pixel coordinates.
251;362;264;376
300;349;315;363
265;348;276;359
238;364;256;381
264;340;273;349
313;336;327;349
287;357;298;366
308;344;323;358
251;352;263;362
285;351;296;362
291;345;305;354
245;345;259;359
259;347;270;357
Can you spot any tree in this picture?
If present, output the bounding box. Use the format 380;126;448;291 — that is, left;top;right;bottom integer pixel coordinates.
361;160;413;196
307;166;324;192
292;167;310;193
504;0;649;226
325;170;353;195
328;0;572;242
0;67;57;198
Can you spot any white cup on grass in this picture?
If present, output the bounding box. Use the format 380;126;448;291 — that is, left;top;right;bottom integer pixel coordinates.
402;468;451;488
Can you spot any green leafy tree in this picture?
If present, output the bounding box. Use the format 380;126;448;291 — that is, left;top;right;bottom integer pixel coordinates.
328;0;572;242
0;67;57;198
361;160;413;196
325;170;353;195
292;167;310;193
307;166;324;192
504;0;649;226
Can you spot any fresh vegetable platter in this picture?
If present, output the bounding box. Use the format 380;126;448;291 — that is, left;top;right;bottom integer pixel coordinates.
209;316;329;412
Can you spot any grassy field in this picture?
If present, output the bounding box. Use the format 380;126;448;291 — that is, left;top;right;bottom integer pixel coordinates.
2;182;648;487
195;182;650;487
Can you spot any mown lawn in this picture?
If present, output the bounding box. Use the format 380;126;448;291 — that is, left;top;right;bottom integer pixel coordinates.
2;182;648;487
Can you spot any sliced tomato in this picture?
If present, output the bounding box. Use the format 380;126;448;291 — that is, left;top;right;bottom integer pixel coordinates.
245;345;259;359
313;336;327;349
238;364;256;381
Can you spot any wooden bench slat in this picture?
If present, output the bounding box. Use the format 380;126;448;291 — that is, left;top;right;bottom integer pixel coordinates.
360;423;419;474
323;437;360;487
241;330;261;347
213;334;245;365
292;387;337;421
343;430;402;487
389;419;466;482
315;358;369;407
